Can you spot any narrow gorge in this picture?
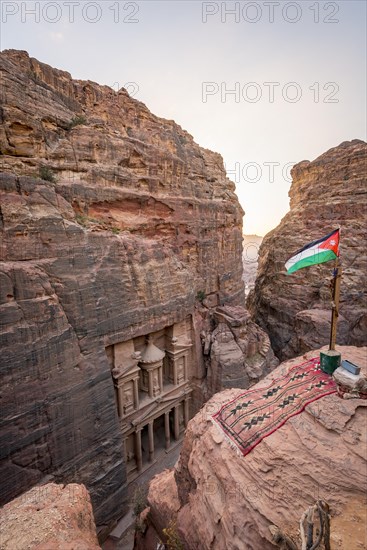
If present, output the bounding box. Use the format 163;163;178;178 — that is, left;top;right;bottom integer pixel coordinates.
0;50;276;536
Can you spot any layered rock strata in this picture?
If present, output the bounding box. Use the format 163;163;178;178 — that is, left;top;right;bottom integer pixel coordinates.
0;483;101;550
0;49;276;530
142;346;367;550
248;140;367;360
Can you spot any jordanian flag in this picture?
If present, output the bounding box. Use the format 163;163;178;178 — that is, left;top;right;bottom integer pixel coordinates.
285;229;340;274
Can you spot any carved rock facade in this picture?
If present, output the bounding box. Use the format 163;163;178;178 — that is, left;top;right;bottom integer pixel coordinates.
108;322;193;480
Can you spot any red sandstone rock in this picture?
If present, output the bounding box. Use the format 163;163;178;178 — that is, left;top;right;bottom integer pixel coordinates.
0;483;101;549
0;50;276;532
144;346;367;550
248;140;367;360
206;305;278;395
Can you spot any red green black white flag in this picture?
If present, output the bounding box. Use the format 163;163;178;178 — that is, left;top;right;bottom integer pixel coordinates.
285;229;340;274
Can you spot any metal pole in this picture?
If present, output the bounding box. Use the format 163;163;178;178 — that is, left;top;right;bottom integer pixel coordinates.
329;257;341;351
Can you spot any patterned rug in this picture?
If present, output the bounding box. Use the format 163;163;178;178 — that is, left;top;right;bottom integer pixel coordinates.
212;357;337;457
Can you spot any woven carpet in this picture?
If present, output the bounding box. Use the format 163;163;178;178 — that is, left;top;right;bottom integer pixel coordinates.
212;357;337;457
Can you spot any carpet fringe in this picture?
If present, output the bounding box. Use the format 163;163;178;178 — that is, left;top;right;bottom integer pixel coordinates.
211;418;244;458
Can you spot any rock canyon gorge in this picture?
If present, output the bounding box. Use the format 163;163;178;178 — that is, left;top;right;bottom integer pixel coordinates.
0;50;366;549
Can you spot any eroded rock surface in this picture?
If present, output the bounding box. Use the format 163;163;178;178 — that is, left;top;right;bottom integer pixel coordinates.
0;483;100;550
144;346;367;550
0;50;276;530
203;305;278;397
248;140;367;360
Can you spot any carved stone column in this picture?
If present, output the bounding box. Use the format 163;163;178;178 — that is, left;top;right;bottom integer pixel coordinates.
184;357;188;381
135;429;142;471
117;383;124;418
148;370;154;398
164;411;171;450
173;360;178;385
148;421;154;462
184;397;190;427
159;366;163;393
133;378;139;410
173;405;180;440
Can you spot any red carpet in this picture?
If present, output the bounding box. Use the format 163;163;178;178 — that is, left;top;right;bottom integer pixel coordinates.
212;357;337;457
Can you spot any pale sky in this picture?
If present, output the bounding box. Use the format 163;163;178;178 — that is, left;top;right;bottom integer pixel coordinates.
1;0;366;235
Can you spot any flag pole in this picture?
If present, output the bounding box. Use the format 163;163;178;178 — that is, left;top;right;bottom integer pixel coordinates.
329;256;342;351
328;224;342;351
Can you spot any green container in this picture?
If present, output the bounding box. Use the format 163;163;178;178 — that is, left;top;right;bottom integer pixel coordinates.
320;350;341;374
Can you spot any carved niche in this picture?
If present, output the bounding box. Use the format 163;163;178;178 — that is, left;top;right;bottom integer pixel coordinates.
165;321;192;386
110;340;141;418
139;336;165;398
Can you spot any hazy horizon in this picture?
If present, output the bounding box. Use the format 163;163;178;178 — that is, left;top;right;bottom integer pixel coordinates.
1;0;366;235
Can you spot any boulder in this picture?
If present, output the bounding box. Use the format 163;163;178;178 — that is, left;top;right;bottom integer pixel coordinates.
144;346;367;549
0;483;101;550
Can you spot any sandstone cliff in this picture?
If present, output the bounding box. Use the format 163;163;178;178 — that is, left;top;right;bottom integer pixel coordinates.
0;483;101;549
248;140;367;360
142;346;367;550
0;50;276;531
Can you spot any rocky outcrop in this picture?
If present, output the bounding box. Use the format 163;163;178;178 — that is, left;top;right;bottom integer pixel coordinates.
0;483;101;549
201;305;278;397
0;50;276;531
248;140;367;360
143;346;367;550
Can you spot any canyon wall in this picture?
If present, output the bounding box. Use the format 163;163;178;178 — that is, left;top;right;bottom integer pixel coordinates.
142;346;367;550
0;50;275;530
248;140;367;360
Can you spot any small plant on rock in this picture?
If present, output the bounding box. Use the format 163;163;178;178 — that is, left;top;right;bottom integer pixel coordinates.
196;290;206;303
75;213;88;227
39;166;57;183
67;115;87;130
132;486;148;536
162;521;184;550
132;486;147;518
